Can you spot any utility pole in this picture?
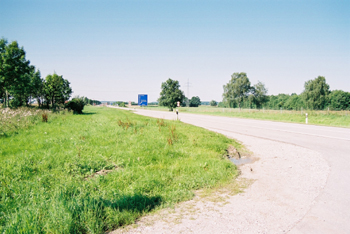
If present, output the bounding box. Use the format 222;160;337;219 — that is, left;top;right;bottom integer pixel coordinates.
184;79;191;107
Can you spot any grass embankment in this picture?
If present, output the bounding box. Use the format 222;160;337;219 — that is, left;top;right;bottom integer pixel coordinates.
134;106;350;128
0;106;239;233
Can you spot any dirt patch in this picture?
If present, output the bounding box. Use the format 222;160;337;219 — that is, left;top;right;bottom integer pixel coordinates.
226;145;241;159
226;145;257;166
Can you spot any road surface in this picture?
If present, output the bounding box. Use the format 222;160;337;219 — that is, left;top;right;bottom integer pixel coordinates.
111;107;350;234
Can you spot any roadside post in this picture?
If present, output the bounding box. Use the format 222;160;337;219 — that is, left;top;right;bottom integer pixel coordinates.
305;113;308;124
176;101;180;120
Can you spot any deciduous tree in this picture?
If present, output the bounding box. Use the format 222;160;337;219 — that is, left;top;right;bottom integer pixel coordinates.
210;100;217;106
252;81;268;109
158;78;185;111
30;69;44;107
189;96;201;107
302;76;330;110
329;90;350;110
43;73;72;109
223;72;251;109
0;39;31;107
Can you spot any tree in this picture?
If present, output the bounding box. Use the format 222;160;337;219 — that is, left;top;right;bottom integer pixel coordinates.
181;97;189;107
0;39;7;105
0;39;31;107
251;81;268;109
282;93;304;110
223;72;251;109
247;94;255;108
43;73;72;109
158;78;185;111
302;76;330;110
210;100;217;106
29;68;44;107
189;96;201;107
329;90;350;110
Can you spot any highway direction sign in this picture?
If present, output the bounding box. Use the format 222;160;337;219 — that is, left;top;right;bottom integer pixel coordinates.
138;94;148;106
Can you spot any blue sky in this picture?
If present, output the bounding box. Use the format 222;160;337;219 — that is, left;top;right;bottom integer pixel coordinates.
1;0;349;102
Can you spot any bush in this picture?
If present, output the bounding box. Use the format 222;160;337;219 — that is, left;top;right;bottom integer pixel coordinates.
329;90;350;110
66;97;85;114
189;96;201;107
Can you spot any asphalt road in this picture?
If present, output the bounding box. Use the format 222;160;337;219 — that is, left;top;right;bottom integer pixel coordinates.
131;108;350;234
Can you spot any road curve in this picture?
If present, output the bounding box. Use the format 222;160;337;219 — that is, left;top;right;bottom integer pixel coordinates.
121;108;350;234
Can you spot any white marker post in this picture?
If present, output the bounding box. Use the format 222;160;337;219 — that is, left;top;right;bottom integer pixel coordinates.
176;102;180;120
305;113;308;124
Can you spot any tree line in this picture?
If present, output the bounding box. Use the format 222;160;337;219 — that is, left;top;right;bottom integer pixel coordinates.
221;73;350;111
0;39;100;111
0;38;71;108
158;74;349;111
81;97;101;106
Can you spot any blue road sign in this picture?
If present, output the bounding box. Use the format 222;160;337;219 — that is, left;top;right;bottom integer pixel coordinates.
138;94;148;106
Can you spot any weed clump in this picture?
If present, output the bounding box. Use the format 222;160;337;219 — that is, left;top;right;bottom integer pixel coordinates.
42;113;48;122
170;125;177;139
167;125;178;145
117;119;134;130
157;118;166;131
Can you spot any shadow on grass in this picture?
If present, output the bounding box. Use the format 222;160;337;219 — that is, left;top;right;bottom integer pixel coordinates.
2;193;163;233
67;193;163;233
82;112;97;115
105;193;162;213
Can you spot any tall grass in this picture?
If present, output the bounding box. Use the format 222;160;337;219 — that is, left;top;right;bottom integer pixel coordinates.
0;106;239;233
0;107;69;137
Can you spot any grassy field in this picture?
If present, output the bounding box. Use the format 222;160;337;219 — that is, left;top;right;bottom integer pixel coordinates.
0;106;240;233
133;105;350;128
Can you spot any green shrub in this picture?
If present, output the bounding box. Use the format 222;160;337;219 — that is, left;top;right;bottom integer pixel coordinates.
210;100;217;106
66;97;85;114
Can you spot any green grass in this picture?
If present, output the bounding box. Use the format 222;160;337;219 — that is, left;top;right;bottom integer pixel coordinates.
0;106;239;233
134;105;350;128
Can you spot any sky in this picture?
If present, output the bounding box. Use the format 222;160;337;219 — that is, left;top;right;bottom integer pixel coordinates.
1;0;349;102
